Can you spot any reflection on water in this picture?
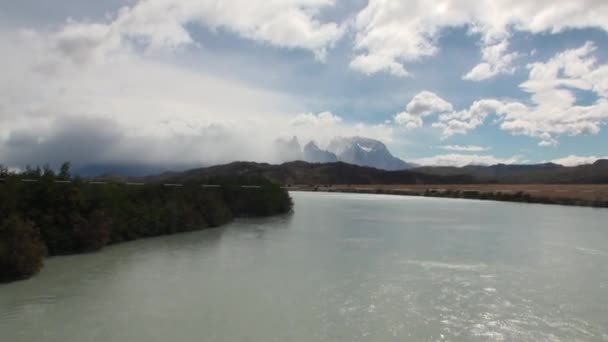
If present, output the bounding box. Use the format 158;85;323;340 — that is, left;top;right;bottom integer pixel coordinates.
1;192;608;341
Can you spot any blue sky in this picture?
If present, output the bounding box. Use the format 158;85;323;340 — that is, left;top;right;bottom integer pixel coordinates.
1;0;607;167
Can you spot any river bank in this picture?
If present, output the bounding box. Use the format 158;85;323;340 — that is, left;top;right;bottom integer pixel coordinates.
287;184;608;208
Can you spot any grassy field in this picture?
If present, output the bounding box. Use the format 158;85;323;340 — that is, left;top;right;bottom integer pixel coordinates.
288;184;608;206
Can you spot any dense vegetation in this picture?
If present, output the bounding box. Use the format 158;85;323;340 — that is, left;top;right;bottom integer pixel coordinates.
0;163;292;282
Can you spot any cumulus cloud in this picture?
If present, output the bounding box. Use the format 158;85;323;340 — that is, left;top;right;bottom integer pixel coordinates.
499;42;608;145
432;99;505;138
392;92;520;140
412;154;523;167
425;42;608;144
439;145;490;152
463;40;519;81
550;155;608;167
394;91;452;129
351;0;608;78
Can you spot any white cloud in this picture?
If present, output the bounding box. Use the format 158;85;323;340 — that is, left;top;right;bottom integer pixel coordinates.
352;0;608;77
463;40;519;81
439;145;490;152
429;42;608;144
38;0;345;64
499;42;608;145
432;99;505;137
550;155;608;167
290;111;343;126
406;91;454;116
413;154;523;167
394;91;452;129
286;111;395;149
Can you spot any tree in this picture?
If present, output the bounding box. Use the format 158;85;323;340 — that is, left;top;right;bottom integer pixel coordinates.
74;209;111;252
42;164;56;178
59;162;71;180
0;162;293;282
0;216;47;281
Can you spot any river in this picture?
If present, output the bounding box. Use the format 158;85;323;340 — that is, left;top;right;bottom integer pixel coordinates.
2;192;608;341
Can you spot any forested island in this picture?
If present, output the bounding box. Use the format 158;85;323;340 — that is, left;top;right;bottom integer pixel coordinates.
0;164;292;283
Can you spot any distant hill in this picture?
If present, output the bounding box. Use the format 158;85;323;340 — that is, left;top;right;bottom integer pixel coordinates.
146;161;473;185
72;158;608;185
144;159;608;185
412;160;608;183
73;163;195;178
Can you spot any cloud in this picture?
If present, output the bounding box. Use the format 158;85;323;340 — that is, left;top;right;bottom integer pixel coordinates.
439;145;490;152
33;0;345;65
286;111;396;149
432;99;505;137
351;0;608;77
412;154;523;167
290;111;343;126
428;42;608;144
394;91;452;129
0;115;279;168
463;40;519;81
499;42;608;145
550;155;608;167
0;20;392;168
390;43;608;144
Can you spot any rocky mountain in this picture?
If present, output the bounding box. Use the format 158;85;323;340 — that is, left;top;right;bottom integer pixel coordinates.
303;141;338;163
274;136;303;162
326;137;413;171
272;136;414;171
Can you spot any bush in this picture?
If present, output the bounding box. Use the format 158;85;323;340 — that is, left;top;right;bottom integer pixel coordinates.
0;216;47;282
0;163;293;282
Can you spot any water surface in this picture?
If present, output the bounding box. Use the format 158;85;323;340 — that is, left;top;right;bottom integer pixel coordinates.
2;192;608;341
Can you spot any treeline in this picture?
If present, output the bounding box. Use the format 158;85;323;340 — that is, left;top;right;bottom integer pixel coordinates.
0;163;292;282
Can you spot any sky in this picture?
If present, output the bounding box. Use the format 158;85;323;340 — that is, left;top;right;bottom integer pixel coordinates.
1;0;608;168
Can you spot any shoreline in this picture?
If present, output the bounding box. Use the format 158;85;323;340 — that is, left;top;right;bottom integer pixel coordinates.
286;185;608;209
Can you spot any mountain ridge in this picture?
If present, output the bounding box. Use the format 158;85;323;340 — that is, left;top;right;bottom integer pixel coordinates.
141;159;608;185
274;136;414;170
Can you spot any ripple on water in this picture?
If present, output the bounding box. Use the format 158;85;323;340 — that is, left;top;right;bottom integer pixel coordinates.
575;246;607;256
402;260;488;272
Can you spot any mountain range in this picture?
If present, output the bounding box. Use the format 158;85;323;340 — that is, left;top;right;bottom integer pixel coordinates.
275;136;414;170
143;159;608;185
22;135;605;181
